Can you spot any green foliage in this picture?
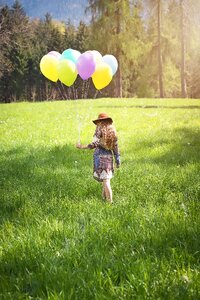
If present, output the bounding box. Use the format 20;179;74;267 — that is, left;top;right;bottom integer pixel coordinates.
87;0;147;97
0;2;30;102
0;4;90;103
75;21;90;53
189;48;200;99
0;99;200;299
0;0;200;101
163;59;181;98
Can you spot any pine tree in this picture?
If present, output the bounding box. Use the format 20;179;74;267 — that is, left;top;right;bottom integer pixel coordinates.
87;0;146;97
0;1;30;102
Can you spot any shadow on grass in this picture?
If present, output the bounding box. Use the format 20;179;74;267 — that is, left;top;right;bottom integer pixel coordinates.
125;127;200;166
0;134;200;298
1;127;200;224
0;144;98;223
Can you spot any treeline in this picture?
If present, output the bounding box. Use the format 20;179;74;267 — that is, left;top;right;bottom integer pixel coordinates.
0;0;200;102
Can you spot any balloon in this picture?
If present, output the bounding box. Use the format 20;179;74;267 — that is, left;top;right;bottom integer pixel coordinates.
40;55;59;82
48;51;61;60
61;48;81;64
58;59;77;86
102;54;118;75
76;52;96;80
92;63;112;90
92;50;103;64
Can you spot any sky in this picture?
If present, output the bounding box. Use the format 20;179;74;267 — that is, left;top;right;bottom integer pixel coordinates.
0;0;89;25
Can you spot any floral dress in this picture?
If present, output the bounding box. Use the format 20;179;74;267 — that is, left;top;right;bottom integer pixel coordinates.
87;126;120;182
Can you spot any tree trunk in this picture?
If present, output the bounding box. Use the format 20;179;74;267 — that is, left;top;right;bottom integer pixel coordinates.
158;0;164;98
180;0;187;98
115;4;122;98
115;58;122;98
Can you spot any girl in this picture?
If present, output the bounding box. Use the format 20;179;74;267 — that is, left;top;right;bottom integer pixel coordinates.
76;113;120;204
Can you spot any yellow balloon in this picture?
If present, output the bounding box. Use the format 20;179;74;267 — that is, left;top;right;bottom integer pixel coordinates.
92;63;112;90
58;59;77;87
40;55;59;82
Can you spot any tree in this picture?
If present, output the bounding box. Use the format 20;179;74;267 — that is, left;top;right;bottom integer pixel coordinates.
145;0;165;98
87;0;146;97
167;0;200;98
75;21;89;53
157;0;164;98
178;0;200;98
0;5;12;78
179;0;187;98
0;1;30;102
87;0;122;96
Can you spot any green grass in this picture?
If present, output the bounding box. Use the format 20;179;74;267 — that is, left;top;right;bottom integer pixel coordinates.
0;98;200;299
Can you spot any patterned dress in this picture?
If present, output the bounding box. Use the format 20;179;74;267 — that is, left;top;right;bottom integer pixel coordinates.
87;126;120;182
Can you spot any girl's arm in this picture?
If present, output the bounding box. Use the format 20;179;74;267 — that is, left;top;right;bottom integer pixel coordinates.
76;143;89;149
113;139;120;168
76;127;101;150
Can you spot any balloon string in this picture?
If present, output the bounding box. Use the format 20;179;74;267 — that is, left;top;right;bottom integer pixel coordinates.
77;120;81;144
94;90;99;99
73;85;81;143
86;78;91;98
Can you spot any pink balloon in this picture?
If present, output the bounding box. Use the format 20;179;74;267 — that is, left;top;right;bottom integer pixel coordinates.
76;52;96;80
48;51;61;59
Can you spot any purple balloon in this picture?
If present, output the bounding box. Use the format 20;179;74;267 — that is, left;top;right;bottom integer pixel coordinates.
76;52;96;80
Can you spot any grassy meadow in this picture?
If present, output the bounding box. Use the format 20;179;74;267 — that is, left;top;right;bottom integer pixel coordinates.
0;98;200;299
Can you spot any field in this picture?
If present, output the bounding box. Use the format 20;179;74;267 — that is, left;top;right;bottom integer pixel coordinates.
0;98;200;299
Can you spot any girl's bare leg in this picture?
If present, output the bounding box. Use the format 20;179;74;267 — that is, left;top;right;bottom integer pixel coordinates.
103;179;113;203
102;182;106;199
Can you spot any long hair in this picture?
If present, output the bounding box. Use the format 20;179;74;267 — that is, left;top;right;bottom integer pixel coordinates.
98;120;117;150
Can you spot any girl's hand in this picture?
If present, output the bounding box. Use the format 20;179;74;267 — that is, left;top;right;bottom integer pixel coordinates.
76;143;82;149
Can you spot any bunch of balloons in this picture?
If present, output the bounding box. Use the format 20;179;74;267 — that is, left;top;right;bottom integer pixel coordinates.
40;48;118;90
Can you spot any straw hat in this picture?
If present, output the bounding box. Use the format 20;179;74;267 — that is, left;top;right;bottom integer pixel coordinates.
92;113;113;125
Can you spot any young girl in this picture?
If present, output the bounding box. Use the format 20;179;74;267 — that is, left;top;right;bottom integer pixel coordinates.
76;113;120;204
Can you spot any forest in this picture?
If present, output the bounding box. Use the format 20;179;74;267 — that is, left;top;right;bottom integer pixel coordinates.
0;0;200;103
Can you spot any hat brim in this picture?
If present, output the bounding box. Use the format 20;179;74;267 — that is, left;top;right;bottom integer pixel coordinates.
93;117;113;125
